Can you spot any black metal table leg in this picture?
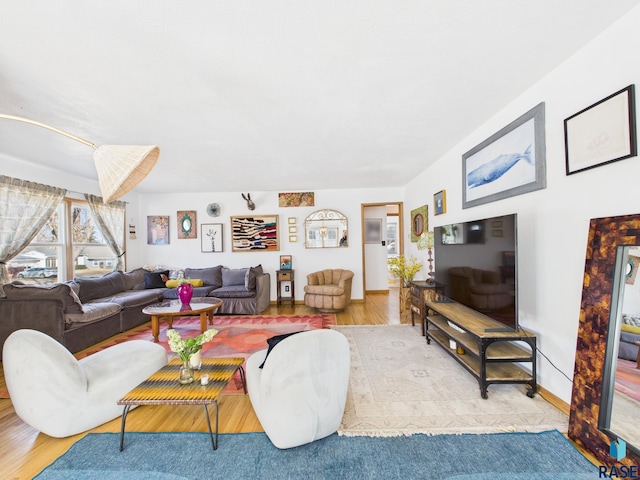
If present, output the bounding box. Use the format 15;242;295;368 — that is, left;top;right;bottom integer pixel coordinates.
203;400;219;450
119;405;132;451
237;366;247;394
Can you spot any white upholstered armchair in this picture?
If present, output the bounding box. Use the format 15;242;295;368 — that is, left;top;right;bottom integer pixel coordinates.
3;329;167;438
246;328;350;449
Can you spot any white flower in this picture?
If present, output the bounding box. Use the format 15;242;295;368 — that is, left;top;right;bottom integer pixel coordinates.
166;328;218;363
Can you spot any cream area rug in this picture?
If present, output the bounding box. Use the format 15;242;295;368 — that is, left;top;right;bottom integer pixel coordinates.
334;324;569;437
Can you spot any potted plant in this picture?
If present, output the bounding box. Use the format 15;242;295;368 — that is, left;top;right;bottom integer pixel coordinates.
387;255;423;315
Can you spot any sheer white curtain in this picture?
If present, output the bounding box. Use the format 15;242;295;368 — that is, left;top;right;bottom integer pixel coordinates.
0;176;66;288
85;194;126;271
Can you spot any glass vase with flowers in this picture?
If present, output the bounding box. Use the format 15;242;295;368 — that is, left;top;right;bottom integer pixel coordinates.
167;328;218;384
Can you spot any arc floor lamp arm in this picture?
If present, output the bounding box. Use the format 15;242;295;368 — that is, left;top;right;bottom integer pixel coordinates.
0;113;97;149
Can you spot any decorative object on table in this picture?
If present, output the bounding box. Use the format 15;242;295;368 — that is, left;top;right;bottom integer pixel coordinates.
200;223;223;252
206;202;221;217
364;218;382;244
280;255;292;270
426;232;435;283
278;192;315;207
410;205;428;243
241;193;255;210
231;215;279;252
388;255;423;288
167;328;218;384
434;190;446;215
177;210;196;239
0;114;159;204
176;280;194;305
463;102;546;209
147;215;170;245
388;255;423;316
564;84;637;175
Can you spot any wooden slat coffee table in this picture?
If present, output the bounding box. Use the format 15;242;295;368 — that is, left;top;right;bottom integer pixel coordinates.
117;357;246;451
142;298;223;342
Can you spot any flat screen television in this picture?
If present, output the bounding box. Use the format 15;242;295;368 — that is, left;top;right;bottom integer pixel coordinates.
433;213;518;332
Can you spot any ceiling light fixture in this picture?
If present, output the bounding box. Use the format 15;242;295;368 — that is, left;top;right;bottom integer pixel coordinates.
0;114;159;203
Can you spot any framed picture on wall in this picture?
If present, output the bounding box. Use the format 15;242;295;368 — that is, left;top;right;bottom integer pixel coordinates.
462;102;546;209
564;85;637;175
410;205;428;242
177;210;197;239
231;215;279;252
434;190;446;215
147;216;169;245
201;223;223;252
280;255;292;270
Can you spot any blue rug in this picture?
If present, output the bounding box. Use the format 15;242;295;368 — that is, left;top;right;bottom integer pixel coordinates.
36;430;598;479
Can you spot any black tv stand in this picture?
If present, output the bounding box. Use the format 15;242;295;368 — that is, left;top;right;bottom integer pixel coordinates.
425;299;536;399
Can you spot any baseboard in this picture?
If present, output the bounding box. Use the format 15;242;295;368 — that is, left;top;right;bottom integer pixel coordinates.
537;384;570;416
366;290;389;295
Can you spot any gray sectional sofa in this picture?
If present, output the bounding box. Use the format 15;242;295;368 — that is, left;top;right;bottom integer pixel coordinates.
0;265;270;359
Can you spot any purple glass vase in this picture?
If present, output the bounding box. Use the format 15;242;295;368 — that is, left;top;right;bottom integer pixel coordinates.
176;282;194;305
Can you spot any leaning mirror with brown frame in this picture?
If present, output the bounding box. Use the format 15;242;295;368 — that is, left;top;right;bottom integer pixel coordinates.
569;213;640;468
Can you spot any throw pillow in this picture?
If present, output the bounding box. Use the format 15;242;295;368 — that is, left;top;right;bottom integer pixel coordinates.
259;331;305;369
621;323;640;335
144;270;170;289
185;266;223;288
247;264;264;290
165;279;204;288
222;267;249;287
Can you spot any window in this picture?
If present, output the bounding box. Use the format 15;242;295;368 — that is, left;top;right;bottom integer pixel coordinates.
7;198;122;284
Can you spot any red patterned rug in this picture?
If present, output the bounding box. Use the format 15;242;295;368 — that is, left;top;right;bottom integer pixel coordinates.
0;314;336;398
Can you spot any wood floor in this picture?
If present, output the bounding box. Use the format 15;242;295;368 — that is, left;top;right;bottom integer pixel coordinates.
0;291;596;478
0;292;406;480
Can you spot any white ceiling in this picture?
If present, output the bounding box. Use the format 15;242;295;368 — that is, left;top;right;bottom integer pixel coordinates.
1;1;639;196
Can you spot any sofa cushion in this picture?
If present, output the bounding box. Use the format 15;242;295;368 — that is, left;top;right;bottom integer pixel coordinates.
123;268;148;291
90;289;164;309
622;313;640;327
75;271;127;302
222;268;249;289
185;266;223;288
64;302;121;324
163;286;216;300
212;286;256;298
3;283;84;314
144;270;169;289
304;284;344;296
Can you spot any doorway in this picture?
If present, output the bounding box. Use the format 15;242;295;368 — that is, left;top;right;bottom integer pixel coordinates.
361;202;404;300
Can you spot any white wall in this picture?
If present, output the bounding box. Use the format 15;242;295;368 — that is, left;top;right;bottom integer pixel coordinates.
4;5;640;404
404;5;640;403
127;187;403;302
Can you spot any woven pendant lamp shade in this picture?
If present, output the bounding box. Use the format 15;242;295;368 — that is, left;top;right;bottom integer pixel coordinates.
93;145;160;203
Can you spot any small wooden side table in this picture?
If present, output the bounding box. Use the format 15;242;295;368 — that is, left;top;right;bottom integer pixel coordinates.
276;269;295;306
410;280;445;335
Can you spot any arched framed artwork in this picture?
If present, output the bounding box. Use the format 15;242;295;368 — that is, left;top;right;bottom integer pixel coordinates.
410;205;428;243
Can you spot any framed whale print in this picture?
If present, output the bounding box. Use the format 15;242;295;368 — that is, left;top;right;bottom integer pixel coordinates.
462;102;546;209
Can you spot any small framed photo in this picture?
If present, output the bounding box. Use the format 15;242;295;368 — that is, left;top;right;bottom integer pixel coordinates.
201;223;223;252
288;217;296;224
364;218;382;244
289;235;297;242
288;225;297;234
434;190;446;215
280;255;292;270
564;85;637;175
